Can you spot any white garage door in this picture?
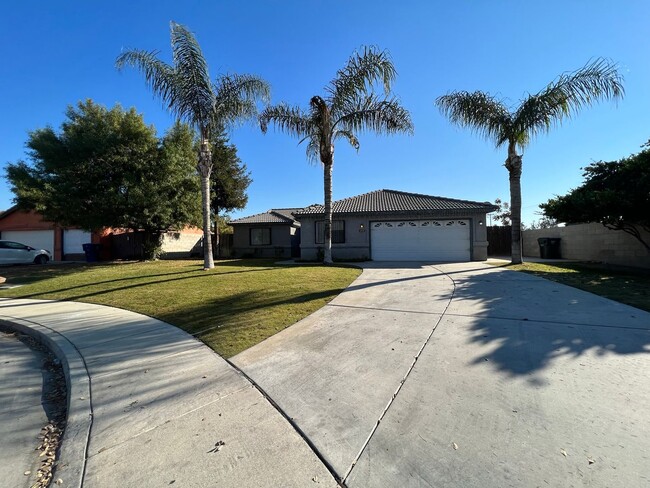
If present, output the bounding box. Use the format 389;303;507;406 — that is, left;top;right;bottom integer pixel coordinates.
2;230;55;254
63;229;92;254
371;219;471;261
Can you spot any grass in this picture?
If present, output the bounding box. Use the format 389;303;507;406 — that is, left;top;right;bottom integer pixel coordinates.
491;261;650;312
0;259;361;358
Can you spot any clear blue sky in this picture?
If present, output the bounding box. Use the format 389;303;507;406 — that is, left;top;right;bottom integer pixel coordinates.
2;1;648;225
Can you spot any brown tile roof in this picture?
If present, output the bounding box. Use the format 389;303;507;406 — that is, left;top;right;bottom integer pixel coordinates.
295;189;497;216
231;208;302;225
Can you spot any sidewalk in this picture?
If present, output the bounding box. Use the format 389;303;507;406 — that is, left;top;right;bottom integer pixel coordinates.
0;298;336;488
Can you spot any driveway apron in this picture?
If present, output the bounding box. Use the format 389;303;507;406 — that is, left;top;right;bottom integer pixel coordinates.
232;262;650;487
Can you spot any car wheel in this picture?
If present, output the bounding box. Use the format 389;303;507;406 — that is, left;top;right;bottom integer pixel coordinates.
34;255;49;265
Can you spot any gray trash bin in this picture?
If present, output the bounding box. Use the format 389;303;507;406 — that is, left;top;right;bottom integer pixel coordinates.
537;237;561;259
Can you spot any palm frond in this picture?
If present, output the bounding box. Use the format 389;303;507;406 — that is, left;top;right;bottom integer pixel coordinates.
115;49;180;113
335;94;414;136
304;135;321;164
329;46;397;115
512;58;624;145
259;103;312;137
334;129;360;151
436;91;512;146
169;22;215;129
213;73;271;127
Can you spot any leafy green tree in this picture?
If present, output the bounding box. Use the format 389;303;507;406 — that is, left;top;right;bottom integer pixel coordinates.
541;144;650;251
5;100;201;258
492;198;511;226
527;215;558;230
436;59;624;263
260;47;413;264
116;22;270;269
210;130;252;255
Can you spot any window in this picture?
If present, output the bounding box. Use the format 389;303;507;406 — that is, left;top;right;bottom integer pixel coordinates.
315;220;345;244
250;228;271;246
2;241;28;249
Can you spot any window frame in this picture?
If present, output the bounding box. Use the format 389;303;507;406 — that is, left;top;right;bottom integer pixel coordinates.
315;220;345;244
249;227;272;246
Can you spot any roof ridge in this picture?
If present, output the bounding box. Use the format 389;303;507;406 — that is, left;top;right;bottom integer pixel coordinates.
267;210;294;221
380;189;493;206
294;189;496;215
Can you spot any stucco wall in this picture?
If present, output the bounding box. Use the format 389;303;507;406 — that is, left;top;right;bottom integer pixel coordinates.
232;223;296;258
299;212;490;261
160;231;202;258
522;223;650;269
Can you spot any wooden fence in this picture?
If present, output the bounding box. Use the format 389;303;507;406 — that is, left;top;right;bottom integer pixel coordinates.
487;226;511;256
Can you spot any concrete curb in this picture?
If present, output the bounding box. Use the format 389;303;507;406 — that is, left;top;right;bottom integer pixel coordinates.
0;316;92;488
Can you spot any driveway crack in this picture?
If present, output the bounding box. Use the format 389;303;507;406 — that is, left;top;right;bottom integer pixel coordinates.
342;265;457;484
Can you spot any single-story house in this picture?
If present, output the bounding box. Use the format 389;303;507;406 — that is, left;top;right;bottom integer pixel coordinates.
296;189;497;262
0;207;203;261
0;207;99;261
231;208;301;259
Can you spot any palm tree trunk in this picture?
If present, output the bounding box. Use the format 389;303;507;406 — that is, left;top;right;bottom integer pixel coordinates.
323;161;333;264
506;143;523;264
198;139;214;270
214;206;220;259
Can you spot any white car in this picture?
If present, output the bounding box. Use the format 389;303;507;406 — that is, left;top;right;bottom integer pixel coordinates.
0;240;52;265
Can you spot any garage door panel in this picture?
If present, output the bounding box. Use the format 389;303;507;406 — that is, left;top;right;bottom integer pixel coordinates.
63;230;92;254
2;230;55;255
371;220;470;262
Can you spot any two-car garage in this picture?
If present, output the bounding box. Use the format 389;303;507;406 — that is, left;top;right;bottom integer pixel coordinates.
1;229;91;260
1;230;55;255
370;219;471;262
0;208;94;261
296;189;496;262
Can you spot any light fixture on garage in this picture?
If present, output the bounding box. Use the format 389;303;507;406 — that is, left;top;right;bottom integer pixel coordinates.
478;220;484;226
359;223;366;232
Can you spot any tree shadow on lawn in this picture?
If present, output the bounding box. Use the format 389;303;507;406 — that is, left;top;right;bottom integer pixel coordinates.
450;267;650;383
0;267;279;304
157;287;348;357
512;263;650;313
0;262;105;285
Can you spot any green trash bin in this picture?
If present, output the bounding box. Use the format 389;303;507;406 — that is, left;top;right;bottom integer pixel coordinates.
538;237;561;259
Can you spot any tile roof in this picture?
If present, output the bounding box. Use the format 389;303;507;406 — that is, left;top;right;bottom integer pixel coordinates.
295;189;497;216
230;208;302;225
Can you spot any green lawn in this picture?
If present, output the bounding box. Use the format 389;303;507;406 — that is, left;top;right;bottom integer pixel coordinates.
0;259;361;358
492;261;650;312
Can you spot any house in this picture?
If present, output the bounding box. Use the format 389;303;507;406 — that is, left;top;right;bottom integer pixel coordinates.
296;189;497;262
0;207;203;261
230;208;301;259
0;207;99;261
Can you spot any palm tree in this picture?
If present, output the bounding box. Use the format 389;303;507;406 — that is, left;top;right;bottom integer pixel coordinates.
116;22;270;269
436;59;624;264
260;47;413;264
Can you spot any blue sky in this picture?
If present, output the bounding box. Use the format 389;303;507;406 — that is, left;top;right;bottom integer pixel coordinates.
1;1;648;225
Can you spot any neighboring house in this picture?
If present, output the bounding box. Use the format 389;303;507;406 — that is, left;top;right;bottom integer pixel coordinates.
231;208;301;259
296;189;497;262
0;207;203;261
0;207;98;261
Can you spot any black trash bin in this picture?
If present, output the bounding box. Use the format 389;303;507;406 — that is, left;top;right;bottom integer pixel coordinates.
82;243;101;262
537;237;561;259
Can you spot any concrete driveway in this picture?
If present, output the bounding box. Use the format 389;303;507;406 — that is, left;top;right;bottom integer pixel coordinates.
232;262;650;487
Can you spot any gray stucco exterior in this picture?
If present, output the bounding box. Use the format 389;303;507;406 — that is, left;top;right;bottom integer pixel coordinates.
298;211;490;261
232;223;300;258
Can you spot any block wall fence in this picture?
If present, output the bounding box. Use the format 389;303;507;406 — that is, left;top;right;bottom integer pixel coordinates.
522;222;650;269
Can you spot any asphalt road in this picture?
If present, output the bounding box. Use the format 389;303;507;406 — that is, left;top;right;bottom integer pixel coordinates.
0;330;50;488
